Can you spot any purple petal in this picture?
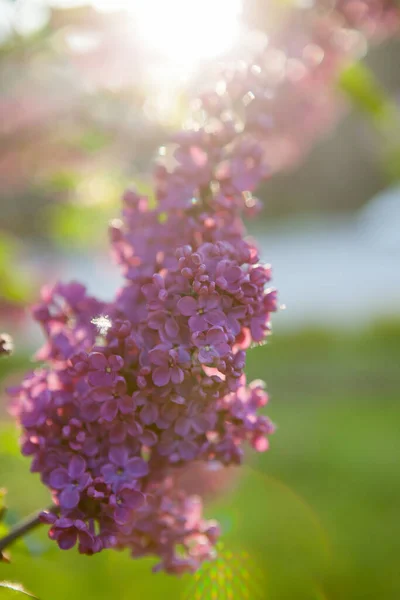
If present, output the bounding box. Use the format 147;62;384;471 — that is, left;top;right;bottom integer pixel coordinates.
88;371;114;388
152;366;171;387
157;439;176;456
74;519;88;531
101;399;119;422
171;394;186;405
68;455;86;479
225;265;242;282
188;314;208;332
108;354;124;371
77;530;95;549
77;472;92;490
59;486;80;509
215;341;231;357
139;429;158;446
178;441;198;461
110;422;127;444
81;401;101;422
114;378;127;395
206;309;226;327
203;294;220;310
147;312;164;329
122;488;146;509
231;305;247;319
109;446;128;467
57;530;78;550
55;518;74;529
226;316;241;336
177;296;197;316
101;463;117;482
206;327;226;345
90;388;112;403
114;506;132;525
49;468;69;489
191;416;210;433
175;417;191;437
165;317;179;339
119;395;135;415
250;317;266;341
176;347;191;364
83;438;100;457
171;366;184;384
89;352;107;370
141;403;159;425
126;457;149;478
127;420;143;436
160;402;179;421
148;348;168;367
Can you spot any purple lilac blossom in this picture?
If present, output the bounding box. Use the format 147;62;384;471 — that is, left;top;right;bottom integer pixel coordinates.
10;149;276;572
10;0;400;572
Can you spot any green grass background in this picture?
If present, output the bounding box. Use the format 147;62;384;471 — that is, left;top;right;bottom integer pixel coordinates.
0;322;399;599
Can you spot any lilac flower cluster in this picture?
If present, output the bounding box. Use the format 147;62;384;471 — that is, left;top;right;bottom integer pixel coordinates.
9;81;277;571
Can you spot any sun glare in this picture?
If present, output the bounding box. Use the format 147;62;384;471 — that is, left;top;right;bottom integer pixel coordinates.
93;0;243;69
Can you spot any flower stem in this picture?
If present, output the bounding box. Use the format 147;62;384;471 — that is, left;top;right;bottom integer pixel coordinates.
0;505;58;556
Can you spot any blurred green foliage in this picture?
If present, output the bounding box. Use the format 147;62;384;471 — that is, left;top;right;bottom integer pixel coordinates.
0;323;399;599
339;62;400;181
0;236;34;304
46;175;154;249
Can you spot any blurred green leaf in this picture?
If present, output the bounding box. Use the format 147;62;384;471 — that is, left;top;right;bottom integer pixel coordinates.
0;582;38;599
46;174;155;247
0;235;34;304
0;353;31;383
47;202;115;249
77;130;110;153
339;62;390;120
0;490;7;539
46;173;121;248
47;171;80;194
339;62;400;182
0;426;20;460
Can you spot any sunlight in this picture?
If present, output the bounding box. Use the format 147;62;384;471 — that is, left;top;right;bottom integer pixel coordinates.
93;0;243;70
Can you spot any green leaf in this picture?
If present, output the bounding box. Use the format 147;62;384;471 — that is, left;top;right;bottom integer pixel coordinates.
339;62;389;120
339;62;400;182
0;582;38;599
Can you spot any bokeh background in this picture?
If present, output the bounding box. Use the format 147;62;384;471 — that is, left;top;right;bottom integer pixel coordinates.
0;1;399;599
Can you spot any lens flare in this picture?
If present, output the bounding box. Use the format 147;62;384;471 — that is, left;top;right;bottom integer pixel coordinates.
183;542;265;600
92;0;242;70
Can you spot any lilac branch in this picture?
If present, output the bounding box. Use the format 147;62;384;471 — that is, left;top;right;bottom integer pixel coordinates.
0;505;57;556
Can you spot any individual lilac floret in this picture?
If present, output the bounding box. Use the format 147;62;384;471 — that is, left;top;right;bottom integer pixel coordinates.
193;327;231;364
149;343;190;386
101;447;148;490
49;456;92;509
88;352;124;388
177;294;225;332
